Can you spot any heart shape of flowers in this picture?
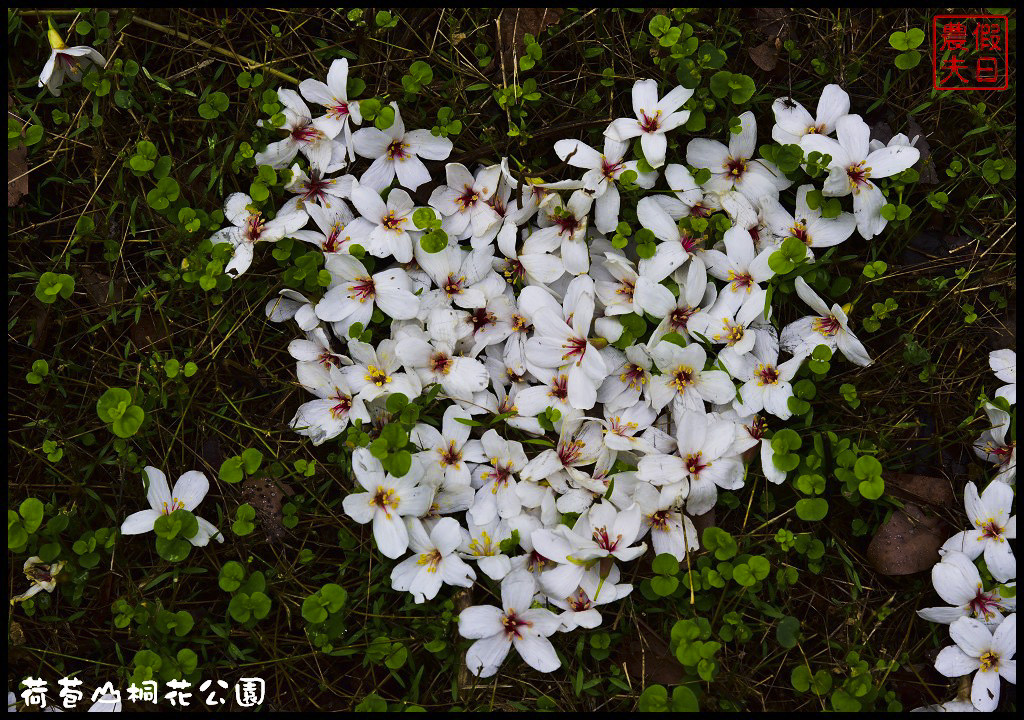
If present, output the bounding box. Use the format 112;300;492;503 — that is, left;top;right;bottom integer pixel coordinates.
208;58;928;680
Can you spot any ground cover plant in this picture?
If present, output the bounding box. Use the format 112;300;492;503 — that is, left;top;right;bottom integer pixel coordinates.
7;7;1017;713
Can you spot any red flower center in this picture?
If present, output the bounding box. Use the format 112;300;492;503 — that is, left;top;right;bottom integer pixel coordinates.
455;185;479;211
330;393;352;419
639;110;662;133
592;526;622;552
555;214;581;236
601;158;624;180
558;439;584;467
386;140;408;160
968;586;1002;620
561;336;589;364
291;123;321;143
468;308;496;334
812;316;841;337
684;452;707;475
349;276;376;302
725;157;747;177
549;375;569;400
245;213;265;241
670;306;695;331
619;363;647;390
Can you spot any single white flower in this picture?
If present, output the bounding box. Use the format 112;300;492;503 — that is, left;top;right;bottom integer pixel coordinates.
280;163;355;215
973;403;1017;485
637;409;744;515
10;556;66;604
647;340;736;414
494;227;567;288
941;481;1016;583
523;276;607;409
633;482;698;561
291;196;356;255
686;111;791;204
467;429;529;525
934;614;1016;712
120;467;223;546
428;163;502;241
458;571;562;677
38;19;106;97
554;136;656;233
341;449;433;559
458;517;514;580
398;335;490;402
520;413;604;490
346;184;421;262
635;195;701;282
289;326;349;372
702;225;777;321
780;276;871;366
720;343;804;420
315;254;421;336
800;114;920;239
771;84;850;145
989;349;1016;406
523;190;594;276
410;405;485;487
415;243;504;310
605;79;693;169
719;409;787;485
510;368;574;419
918;551;1015;626
648;259;717;345
298;58;363;157
548;586;613;631
687;292;760;356
458;294;518;359
390;517;476;603
759;184;857;260
594;252;677;318
255;88;344;172
351;103;453;191
598;402;657;464
289;363;369;446
532;502;647;600
596;344;654;414
209;193;308;277
341;338;423;404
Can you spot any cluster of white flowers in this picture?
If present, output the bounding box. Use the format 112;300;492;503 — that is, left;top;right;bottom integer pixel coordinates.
916;349;1016;712
228;60;927;678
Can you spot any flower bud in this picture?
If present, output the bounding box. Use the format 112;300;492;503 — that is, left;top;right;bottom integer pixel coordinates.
46;16;66;50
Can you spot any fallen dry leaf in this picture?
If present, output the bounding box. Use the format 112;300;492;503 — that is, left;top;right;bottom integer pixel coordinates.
8;94;29;207
79;266;127;307
8;145;28;207
867;503;945;575
240;476;295;542
691;507;716;539
497;9;563;72
130;309;172;351
886;473;955;508
906;114;938;185
743;8;791;41
748;40;779;72
619;627;687;686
